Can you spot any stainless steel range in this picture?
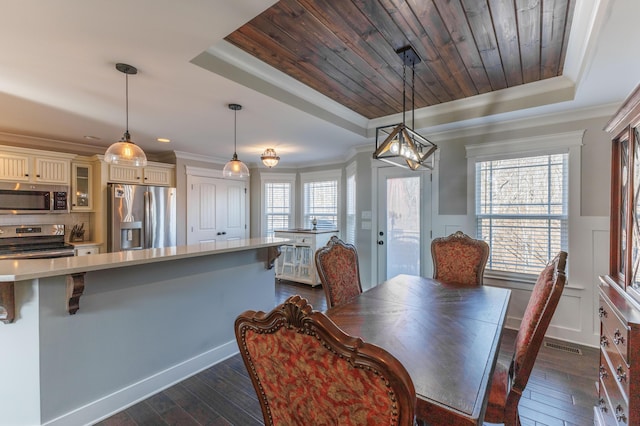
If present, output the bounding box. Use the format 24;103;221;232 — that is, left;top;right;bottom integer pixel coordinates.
0;224;75;259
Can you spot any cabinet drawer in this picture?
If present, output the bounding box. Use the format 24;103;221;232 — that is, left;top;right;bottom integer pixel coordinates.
600;295;630;364
596;393;620;426
600;351;629;425
75;246;100;256
295;235;312;245
600;341;630;405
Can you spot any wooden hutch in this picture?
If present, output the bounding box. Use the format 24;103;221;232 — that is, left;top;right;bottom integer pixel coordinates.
597;84;640;425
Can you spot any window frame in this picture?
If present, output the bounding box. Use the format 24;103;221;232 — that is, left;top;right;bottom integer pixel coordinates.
346;162;357;244
466;131;583;284
260;172;296;237
300;169;342;231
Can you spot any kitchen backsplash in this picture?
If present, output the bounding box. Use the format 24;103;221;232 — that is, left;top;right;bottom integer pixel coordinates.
0;212;92;242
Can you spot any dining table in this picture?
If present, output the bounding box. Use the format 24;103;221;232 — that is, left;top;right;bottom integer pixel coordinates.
325;274;512;426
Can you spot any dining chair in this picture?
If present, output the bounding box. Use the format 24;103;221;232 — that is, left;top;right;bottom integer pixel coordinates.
315;236;363;308
431;230;490;285
235;295;417;426
483;251;568;426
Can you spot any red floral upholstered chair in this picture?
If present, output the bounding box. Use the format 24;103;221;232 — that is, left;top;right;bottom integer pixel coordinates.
431;231;490;285
484;251;568;426
235;295;417;426
315;236;363;308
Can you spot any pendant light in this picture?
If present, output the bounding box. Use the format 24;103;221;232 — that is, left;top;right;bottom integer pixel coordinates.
223;103;250;178
373;45;437;170
104;63;147;167
261;148;280;168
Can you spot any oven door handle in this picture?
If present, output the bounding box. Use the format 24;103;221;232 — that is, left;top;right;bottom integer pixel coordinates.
0;249;76;260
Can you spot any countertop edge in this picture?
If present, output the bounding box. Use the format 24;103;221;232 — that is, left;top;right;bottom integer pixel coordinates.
0;237;291;281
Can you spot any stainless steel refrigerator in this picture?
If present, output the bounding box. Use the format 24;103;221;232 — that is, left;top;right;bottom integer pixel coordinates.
107;183;176;252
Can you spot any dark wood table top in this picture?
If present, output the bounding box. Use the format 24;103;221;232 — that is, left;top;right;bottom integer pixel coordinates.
326;274;511;426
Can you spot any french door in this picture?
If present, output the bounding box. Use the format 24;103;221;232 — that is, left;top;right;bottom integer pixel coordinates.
376;167;431;282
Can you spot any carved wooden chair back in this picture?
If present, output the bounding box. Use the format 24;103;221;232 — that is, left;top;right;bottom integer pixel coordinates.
235;295;417;426
431;231;490;285
315;236;363;308
484;251;568;425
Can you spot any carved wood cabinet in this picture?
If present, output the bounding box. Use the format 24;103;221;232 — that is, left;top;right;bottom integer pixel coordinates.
596;84;640;425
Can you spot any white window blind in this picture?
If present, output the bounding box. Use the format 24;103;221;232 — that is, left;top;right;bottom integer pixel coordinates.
303;180;338;230
476;153;568;275
264;182;292;236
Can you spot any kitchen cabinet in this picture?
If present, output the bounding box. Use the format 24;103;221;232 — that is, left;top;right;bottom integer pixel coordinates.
274;229;339;286
108;163;174;186
595;82;640;425
0;146;74;184
71;162;93;211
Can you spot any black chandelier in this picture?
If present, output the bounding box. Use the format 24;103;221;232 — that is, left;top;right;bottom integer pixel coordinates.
373;45;437;170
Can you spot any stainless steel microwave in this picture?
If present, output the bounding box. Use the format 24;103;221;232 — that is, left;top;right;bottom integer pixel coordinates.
0;182;69;214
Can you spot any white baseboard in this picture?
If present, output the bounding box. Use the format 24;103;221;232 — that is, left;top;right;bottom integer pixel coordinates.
43;341;239;426
505;316;599;348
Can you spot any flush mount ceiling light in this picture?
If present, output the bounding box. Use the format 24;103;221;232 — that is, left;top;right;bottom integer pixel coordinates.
223;103;250;178
373;45;437;170
261;148;280;168
104;63;147;167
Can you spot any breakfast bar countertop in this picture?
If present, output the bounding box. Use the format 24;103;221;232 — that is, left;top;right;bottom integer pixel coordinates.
0;236;290;281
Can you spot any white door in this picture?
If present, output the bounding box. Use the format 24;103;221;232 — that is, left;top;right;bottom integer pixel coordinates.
187;175;247;244
376;167;431;282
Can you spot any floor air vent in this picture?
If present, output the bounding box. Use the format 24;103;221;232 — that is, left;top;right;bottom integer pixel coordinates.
543;341;582;355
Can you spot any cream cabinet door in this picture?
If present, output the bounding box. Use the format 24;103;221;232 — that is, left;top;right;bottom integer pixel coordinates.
109;164;142;183
0;152;31;181
35;157;70;184
71;162;93;210
143;167;172;186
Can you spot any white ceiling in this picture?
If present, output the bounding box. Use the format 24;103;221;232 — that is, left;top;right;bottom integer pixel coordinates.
0;0;637;168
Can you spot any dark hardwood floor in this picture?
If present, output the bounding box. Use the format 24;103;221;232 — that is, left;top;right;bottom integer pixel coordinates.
95;280;598;426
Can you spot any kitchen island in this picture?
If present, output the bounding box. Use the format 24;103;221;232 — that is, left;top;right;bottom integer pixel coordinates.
274;228;339;286
0;237;287;426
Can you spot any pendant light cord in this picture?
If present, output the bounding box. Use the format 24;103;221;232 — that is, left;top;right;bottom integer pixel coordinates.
412;61;415;129
234;108;237;155
402;61;406;126
124;73;129;139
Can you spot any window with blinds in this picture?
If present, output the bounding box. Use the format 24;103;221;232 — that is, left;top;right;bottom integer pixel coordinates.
303;179;338;230
476;153;568;276
264;182;292;236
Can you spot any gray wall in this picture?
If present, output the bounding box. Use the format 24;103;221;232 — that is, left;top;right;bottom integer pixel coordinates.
186;111;613;293
436;116;611;216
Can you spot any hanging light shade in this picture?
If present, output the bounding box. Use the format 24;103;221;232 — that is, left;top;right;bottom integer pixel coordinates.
223;103;250;178
261;148;280;168
373;45;437;170
104;63;147;167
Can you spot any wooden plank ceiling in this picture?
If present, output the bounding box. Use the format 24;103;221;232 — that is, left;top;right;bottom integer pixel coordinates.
225;0;575;120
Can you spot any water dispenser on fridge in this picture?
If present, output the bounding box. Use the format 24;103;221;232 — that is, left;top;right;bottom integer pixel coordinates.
107;183;176;252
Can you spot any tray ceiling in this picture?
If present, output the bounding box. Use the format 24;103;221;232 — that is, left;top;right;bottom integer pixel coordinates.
225;0;575;120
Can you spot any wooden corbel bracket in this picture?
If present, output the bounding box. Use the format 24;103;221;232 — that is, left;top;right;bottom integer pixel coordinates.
0;281;15;324
267;246;282;270
66;272;86;315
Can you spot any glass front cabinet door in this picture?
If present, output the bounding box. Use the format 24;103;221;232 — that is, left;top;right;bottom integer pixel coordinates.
609;123;640;301
71;162;92;211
